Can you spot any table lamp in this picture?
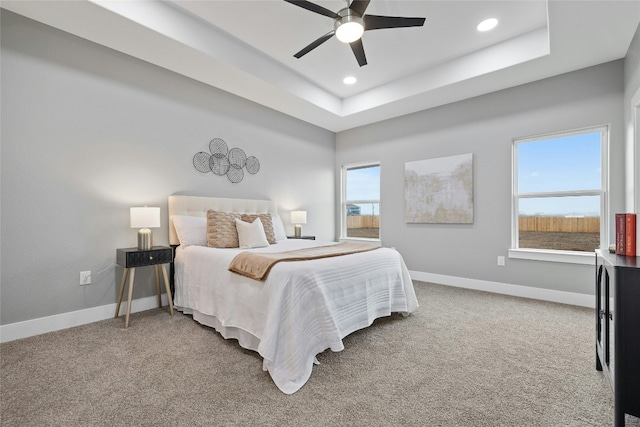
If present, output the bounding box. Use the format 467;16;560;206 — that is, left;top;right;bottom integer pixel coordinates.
130;207;161;250
291;210;307;238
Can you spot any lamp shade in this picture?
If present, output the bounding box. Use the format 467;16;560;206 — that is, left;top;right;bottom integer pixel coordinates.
130;207;161;228
291;210;307;225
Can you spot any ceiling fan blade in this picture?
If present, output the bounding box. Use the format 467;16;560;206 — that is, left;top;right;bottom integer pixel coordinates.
364;15;426;31
350;38;367;67
293;30;335;58
283;0;339;19
349;0;371;16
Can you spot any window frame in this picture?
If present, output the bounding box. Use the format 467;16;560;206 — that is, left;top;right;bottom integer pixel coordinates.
340;162;381;242
509;125;609;265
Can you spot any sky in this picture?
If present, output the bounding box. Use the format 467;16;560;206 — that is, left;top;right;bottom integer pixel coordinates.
345;130;603;218
346;165;380;215
517;130;602;216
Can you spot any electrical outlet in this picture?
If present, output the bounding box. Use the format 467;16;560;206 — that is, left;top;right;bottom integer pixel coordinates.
497;256;505;266
80;271;92;285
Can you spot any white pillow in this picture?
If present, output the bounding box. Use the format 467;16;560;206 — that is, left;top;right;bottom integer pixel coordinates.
235;218;269;249
171;215;207;247
271;214;287;241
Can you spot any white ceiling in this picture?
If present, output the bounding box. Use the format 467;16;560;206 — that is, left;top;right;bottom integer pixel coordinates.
3;1;640;132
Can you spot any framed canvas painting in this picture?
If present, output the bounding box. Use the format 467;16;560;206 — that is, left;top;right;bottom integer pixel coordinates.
405;153;473;224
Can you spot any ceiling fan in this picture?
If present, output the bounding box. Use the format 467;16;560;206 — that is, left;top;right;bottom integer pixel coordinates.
283;0;426;67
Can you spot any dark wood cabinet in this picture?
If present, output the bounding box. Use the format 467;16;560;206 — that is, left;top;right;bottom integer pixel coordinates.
595;250;640;426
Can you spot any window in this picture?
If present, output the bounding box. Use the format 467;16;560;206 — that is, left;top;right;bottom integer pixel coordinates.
511;126;607;263
342;163;380;240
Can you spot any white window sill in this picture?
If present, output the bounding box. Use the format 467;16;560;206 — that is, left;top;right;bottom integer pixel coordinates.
508;248;596;265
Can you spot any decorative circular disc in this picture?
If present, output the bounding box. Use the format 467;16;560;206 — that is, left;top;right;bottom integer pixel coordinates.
245;156;260;174
228;147;247;168
227;164;244;183
193;152;212;173
209;138;228;157
210;155;230;176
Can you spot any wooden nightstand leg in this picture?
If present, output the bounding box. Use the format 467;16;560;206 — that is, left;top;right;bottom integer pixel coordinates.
115;268;129;318
154;265;162;308
125;268;136;328
161;264;174;316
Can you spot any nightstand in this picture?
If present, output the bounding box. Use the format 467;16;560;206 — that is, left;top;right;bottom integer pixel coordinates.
115;246;174;328
287;235;316;240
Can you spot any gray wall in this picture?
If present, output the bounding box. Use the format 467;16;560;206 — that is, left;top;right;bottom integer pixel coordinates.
624;24;640;211
0;11;336;325
336;61;625;296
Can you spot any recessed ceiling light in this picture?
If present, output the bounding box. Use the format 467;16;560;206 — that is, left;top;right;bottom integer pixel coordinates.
343;76;357;85
477;18;498;32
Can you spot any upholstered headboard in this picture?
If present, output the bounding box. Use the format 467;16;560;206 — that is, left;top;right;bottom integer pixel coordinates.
168;195;278;246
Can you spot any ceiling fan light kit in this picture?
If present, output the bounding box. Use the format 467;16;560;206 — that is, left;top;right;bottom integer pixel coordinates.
335;9;364;43
284;0;426;67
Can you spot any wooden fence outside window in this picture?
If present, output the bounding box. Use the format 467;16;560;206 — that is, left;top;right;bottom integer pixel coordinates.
518;216;600;233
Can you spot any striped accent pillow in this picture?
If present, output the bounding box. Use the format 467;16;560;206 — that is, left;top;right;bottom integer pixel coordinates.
207;210;241;248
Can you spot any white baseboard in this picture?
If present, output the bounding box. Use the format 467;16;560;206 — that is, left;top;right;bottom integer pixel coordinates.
0;294;169;343
409;271;595;308
1;274;594;343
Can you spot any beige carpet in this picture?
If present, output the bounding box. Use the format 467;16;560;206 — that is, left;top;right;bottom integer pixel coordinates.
1;282;638;426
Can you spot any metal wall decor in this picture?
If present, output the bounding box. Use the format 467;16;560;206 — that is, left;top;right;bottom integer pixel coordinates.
193;138;260;183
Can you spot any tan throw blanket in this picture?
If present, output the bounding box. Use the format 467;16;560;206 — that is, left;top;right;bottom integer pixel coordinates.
228;242;381;280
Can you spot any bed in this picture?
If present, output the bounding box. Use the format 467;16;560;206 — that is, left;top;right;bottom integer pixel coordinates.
168;195;418;394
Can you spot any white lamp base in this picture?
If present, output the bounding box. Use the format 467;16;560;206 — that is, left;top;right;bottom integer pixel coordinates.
294;224;302;238
138;228;152;250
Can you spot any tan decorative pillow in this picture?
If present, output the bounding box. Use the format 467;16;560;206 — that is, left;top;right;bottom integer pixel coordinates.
207;210;241;248
241;213;276;244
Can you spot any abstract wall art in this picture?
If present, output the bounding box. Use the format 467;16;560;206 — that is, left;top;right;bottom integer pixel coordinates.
404;153;473;224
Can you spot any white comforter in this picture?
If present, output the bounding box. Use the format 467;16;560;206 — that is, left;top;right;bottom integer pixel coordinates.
173;239;418;394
